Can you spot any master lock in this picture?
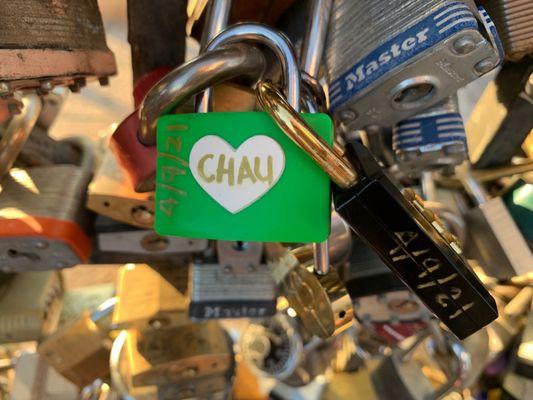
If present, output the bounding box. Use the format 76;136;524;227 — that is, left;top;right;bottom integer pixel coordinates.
152;24;334;242
258;82;497;339
393;95;468;177
325;0;503;130
189;240;276;320
0;140;94;271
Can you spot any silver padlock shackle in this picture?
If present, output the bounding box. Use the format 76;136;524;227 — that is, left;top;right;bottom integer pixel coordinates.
201;23;301;112
301;0;332;79
0;94;42;179
138;43;266;145
200;0;232;52
399;329;472;400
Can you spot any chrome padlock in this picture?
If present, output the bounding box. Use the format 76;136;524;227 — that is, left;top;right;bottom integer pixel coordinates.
17;88;81;168
479;0;533;61
91;216;208;264
291;212;352;268
393;96;468;177
266;243;353;339
111;263;189;329
325;0;502;130
241;310;340;388
371;329;471;400
38;298;116;388
189;240;276;319
467;58;533;169
0;93;41;179
460;168;533;280
0;271;62;343
0;139;94;271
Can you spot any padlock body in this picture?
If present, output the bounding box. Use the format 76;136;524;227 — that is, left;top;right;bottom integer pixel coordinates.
155;112;333;242
334;142;497;339
326;0;502;129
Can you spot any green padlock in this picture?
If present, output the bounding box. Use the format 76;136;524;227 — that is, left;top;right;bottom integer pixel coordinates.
155;108;333;242
151;24;334;242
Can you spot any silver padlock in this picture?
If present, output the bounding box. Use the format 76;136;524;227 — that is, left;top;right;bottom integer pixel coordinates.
0;93;41;179
189;241;276;320
92;216;208;264
460;168;533;280
326;0;502;130
0;141;94;271
467;59;533;169
393;96;468;177
371;329;471;400
87;145;155;229
0;270;62;343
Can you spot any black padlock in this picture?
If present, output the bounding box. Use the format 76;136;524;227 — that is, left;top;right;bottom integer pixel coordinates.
257;81;498;339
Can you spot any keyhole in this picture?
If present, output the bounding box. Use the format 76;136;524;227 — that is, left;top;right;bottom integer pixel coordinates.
7;249;41;262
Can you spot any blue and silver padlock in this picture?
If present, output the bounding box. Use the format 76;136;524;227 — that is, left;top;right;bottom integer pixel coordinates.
325;0;503;130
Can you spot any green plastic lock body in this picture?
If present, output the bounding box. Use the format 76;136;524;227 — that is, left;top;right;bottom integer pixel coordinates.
155;112;333;242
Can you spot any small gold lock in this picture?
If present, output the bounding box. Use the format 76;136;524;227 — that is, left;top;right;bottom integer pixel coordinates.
38;311;112;387
112;264;189;329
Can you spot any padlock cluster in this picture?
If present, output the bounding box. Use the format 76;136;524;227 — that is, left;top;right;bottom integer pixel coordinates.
0;0;532;399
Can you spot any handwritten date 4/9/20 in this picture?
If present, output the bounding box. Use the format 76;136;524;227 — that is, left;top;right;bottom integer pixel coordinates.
389;230;474;321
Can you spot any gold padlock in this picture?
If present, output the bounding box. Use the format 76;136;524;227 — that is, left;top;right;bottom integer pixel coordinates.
0;271;62;343
129;321;233;387
38;301;115;388
111;264;189;329
111;322;234;398
266;243;354;339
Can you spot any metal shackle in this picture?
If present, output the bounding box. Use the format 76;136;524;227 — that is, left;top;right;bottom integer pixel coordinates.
257;81;357;188
200;23;302;112
138;43;266;145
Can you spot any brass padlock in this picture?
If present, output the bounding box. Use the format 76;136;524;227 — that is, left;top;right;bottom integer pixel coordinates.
87;146;155;229
130;321;233;387
38;299;116;387
0;271;62;343
111;264;189;329
266;243;354;339
110;322;234;398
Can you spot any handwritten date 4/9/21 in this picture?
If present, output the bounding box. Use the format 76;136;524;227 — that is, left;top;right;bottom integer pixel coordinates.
157;136;188;218
389;230;474;321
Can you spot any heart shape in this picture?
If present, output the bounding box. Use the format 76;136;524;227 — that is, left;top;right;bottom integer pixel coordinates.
189;135;285;213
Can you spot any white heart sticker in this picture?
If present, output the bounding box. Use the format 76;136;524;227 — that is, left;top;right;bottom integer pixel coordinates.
189;135;285;213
